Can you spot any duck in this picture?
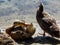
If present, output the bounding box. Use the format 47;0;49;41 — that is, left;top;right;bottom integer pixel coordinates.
36;3;60;38
6;20;35;40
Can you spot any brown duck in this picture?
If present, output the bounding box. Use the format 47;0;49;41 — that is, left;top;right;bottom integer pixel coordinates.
36;3;60;38
6;20;35;40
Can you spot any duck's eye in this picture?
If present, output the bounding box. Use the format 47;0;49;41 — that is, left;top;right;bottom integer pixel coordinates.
15;26;23;30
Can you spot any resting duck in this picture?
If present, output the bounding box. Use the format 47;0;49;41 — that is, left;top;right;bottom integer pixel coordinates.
6;20;35;40
36;3;60;38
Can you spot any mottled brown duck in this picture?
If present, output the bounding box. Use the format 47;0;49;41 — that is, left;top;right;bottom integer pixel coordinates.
36;3;60;38
6;20;35;40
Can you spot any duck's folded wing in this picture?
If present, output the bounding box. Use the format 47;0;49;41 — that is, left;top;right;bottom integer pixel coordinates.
42;16;56;25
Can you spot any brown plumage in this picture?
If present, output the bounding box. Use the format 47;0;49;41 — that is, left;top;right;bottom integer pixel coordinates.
36;3;60;38
6;21;35;40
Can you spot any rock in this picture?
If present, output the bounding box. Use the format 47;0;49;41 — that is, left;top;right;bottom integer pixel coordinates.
0;33;14;45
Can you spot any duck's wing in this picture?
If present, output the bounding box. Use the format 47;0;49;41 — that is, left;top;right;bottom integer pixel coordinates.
42;14;56;25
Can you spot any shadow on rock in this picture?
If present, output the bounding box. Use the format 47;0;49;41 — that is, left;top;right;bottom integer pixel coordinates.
14;36;60;45
33;36;60;44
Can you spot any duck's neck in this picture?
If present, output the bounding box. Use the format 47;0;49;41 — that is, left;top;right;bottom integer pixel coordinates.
36;10;44;18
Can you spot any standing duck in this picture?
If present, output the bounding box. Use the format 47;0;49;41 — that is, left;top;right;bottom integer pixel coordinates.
36;3;60;38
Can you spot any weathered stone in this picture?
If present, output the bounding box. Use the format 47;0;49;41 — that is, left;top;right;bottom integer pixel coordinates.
0;33;14;45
